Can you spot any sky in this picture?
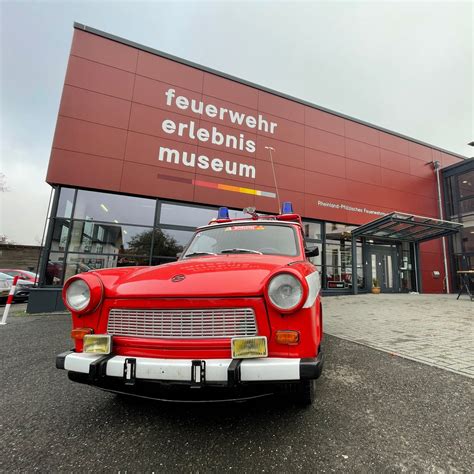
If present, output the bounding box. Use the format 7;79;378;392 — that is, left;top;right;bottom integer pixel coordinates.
0;0;473;245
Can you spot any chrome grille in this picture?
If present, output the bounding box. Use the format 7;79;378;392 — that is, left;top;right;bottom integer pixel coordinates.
107;308;257;339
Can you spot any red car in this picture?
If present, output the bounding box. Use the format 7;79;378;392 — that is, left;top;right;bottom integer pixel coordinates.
56;203;324;405
0;269;38;284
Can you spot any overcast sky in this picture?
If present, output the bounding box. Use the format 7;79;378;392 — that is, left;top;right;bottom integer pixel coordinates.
1;0;473;245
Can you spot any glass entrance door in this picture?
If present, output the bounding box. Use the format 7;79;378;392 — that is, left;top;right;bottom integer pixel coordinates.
368;246;399;293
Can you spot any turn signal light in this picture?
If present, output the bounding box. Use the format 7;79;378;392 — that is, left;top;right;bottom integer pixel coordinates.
70;328;94;340
275;330;300;345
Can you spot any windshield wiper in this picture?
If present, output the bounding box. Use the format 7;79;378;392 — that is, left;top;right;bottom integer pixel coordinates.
219;248;263;255
184;252;217;259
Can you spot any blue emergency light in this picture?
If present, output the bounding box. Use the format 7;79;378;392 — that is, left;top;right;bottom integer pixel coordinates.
217;207;230;219
281;202;294;214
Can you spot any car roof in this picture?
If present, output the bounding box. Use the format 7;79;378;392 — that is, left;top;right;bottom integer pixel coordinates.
197;219;301;231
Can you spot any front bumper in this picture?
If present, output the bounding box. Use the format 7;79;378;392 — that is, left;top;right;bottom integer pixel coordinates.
56;351;323;396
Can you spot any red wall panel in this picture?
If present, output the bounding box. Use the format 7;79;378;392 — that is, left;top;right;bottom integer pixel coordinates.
53;116;127;160
60;85;131;129
71;29;138;72
258;91;305;123
137;51;204;92
305;107;345;136
65;55;135;100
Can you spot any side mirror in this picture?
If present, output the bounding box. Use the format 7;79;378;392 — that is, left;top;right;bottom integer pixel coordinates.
305;246;319;258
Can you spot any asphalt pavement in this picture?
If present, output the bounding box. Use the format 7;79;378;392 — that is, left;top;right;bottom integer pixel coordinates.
0;313;472;472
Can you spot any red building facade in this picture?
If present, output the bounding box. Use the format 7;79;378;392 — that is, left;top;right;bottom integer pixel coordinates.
36;23;465;309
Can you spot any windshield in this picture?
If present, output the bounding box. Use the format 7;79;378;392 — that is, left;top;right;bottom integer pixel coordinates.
183;224;299;258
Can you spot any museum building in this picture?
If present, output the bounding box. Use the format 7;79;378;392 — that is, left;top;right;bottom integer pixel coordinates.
28;23;472;312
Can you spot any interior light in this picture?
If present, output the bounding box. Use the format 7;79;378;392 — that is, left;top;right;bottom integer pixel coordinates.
100;204;109;212
123;229;128;235
113;219;119;223
462;180;468;184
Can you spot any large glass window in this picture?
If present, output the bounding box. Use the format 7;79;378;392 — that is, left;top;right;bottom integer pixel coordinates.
74;190;156;226
159;203;217;227
445;164;474;282
68;222;153;255
444;163;473;291
44;187;377;293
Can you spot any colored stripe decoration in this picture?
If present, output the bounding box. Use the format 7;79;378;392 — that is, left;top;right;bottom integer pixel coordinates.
158;174;276;199
194;180;276;198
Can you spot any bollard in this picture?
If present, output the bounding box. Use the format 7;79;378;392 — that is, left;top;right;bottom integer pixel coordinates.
0;276;19;325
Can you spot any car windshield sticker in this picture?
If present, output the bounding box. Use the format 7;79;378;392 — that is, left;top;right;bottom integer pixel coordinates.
224;225;265;231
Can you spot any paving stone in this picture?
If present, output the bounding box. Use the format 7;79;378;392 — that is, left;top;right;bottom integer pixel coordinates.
323;294;473;379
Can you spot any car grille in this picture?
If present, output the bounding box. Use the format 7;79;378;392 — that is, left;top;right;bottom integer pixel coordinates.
107;308;258;339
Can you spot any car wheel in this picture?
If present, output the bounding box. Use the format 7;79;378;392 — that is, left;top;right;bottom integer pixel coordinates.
288;380;315;406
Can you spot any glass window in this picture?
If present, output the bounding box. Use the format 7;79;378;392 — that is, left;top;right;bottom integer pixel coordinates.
303;221;322;241
50;219;70;252
57;188;75;218
183;224;299;257
324;222;358;274
458;171;473;199
325;265;362;290
326;241;352;268
159;203;268;228
44;251;65;286
74;190;156;226
68;222;153;255
325;222;356;240
160;203;217;228
459;198;474;217
153;228;193;256
460;227;474;253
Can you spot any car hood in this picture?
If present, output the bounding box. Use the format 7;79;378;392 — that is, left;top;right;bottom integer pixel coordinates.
95;255;301;298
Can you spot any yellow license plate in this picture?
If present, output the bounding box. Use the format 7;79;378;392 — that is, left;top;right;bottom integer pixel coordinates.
231;336;268;359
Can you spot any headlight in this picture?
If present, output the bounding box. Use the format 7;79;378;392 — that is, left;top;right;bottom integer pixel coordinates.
65;279;90;311
63;274;104;314
267;273;304;312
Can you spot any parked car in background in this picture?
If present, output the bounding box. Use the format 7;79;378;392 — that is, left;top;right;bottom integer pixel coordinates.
0;269;39;284
0;272;34;302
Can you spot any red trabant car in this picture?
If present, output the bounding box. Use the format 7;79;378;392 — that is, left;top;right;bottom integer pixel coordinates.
56;203;323;405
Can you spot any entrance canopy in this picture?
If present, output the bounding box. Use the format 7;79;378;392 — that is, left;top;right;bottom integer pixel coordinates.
352;212;463;243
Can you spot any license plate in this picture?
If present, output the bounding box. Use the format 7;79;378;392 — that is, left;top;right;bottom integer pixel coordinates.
231;336;268;359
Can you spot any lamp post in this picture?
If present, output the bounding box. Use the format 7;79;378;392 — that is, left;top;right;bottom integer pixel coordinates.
431;160;450;293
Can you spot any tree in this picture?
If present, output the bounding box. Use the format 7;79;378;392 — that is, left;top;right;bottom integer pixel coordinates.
127;229;184;257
